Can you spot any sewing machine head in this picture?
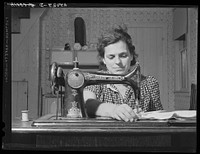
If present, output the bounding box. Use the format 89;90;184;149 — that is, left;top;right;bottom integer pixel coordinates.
50;58;141;119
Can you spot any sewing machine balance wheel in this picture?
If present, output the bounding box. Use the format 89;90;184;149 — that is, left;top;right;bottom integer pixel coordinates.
67;70;85;89
51;62;58;81
50;62;58;95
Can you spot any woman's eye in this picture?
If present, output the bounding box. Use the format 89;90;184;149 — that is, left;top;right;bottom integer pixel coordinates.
120;54;128;58
108;56;114;59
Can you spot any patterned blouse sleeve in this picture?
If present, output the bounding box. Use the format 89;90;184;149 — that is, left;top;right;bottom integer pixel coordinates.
146;76;163;110
84;85;102;98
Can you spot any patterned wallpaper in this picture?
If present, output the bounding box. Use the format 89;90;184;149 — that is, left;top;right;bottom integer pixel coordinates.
40;8;181;109
42;8;174;48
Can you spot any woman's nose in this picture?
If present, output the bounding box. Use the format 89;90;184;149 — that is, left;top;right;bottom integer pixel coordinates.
114;57;121;64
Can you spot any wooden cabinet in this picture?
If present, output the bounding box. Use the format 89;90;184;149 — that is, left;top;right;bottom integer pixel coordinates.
42;95;62;116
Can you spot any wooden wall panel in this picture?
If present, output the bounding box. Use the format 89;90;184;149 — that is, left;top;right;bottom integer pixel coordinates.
12;81;27;120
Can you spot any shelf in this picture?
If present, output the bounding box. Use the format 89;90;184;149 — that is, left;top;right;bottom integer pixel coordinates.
57;64;99;70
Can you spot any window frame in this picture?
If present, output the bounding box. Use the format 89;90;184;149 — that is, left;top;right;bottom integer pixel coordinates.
175;34;189;92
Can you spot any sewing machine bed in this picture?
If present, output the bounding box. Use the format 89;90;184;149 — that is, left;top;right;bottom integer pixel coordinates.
32;113;196;128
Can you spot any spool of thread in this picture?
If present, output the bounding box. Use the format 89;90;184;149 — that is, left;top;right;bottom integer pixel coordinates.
21;110;29;121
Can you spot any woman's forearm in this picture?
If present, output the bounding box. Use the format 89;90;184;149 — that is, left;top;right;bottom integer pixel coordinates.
95;103;117;117
85;98;138;122
85;98;117;118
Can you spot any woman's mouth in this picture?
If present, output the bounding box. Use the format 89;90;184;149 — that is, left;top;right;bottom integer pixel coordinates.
113;68;125;72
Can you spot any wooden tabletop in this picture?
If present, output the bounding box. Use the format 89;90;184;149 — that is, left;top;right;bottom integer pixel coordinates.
12;114;196;134
10;114;197;152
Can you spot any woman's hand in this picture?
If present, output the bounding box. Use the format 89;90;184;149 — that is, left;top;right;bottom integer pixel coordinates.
111;104;139;122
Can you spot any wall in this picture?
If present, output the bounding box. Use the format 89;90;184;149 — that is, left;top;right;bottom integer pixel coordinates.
12;8;46;51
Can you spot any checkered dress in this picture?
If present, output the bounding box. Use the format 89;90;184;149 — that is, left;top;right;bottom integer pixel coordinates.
84;72;163;112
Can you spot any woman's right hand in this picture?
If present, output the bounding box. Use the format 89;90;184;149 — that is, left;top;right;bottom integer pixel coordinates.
111;104;139;122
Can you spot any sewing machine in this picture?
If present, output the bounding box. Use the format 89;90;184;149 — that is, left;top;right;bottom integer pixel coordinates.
49;57;141;119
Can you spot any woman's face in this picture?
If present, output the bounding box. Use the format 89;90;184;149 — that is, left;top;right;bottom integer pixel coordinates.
103;40;133;75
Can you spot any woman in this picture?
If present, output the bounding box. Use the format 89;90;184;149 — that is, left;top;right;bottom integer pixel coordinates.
84;25;163;122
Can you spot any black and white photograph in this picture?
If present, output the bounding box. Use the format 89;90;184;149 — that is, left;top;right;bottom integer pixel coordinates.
3;2;198;152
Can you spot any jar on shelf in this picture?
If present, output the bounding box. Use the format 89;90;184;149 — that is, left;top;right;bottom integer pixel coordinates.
73;43;82;51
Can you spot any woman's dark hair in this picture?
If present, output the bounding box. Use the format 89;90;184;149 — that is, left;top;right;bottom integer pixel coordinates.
97;25;138;70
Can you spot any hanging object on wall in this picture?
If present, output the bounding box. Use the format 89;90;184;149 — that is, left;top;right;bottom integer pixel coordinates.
74;17;86;47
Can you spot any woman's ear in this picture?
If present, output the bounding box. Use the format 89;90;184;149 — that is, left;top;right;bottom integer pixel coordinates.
130;54;133;61
102;58;106;64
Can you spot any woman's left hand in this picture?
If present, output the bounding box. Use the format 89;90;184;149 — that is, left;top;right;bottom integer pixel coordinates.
111;104;139;122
